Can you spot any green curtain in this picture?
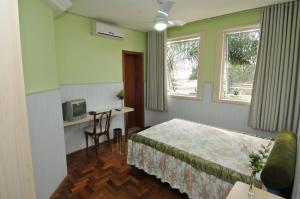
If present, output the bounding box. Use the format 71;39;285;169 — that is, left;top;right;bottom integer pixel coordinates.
146;31;167;111
249;0;300;133
293;121;300;199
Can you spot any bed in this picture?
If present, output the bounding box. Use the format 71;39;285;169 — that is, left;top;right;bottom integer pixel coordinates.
127;119;273;199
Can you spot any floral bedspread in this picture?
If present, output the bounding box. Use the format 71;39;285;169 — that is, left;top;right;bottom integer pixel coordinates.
127;119;273;199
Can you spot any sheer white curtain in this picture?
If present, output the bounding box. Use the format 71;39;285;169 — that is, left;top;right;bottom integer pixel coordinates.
146;31;168;111
249;0;300;133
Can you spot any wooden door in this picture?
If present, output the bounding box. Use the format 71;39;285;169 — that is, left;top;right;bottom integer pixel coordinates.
123;51;144;129
0;0;36;198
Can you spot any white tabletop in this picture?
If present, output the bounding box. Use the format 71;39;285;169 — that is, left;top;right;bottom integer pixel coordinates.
63;107;134;127
226;181;284;199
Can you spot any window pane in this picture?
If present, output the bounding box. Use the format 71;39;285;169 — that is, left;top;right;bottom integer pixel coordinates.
222;29;259;102
166;37;200;97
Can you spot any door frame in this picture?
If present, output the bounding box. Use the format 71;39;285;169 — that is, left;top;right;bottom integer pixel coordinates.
122;50;145;128
0;1;37;198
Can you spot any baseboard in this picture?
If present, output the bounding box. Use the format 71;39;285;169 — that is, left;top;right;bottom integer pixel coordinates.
50;176;68;198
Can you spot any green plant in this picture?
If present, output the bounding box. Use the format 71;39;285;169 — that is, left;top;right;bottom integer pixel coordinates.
249;141;272;176
189;67;198;80
116;89;124;100
248;141;272;197
228;30;259;66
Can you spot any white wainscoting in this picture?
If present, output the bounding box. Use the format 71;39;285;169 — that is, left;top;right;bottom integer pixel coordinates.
25;81;274;198
26;89;67;199
60;83;125;154
145;82;275;138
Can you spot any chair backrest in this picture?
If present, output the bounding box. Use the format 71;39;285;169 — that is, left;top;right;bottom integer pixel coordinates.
89;110;112;135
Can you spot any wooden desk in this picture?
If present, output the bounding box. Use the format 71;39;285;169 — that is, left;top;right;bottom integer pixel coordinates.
226;182;284;199
63;107;134;139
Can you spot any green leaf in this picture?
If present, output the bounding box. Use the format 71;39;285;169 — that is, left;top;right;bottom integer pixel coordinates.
116;90;124;99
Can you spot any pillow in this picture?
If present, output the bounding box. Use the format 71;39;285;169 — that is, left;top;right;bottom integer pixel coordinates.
261;131;297;189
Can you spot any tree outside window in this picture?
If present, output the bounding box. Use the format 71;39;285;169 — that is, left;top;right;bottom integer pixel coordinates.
166;37;200;97
221;27;260;102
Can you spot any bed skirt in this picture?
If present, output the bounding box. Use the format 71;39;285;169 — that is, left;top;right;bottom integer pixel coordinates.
127;140;233;199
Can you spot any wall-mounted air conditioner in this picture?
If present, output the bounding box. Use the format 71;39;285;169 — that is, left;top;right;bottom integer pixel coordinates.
92;21;125;39
42;0;72;16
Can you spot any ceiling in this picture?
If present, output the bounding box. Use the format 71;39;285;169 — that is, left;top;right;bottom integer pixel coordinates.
68;0;292;31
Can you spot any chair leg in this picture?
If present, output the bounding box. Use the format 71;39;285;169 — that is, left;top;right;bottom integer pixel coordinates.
94;136;99;157
85;133;89;155
106;131;110;143
106;132;112;152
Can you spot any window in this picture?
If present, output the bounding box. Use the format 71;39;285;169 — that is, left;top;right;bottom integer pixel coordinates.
166;35;201;98
215;25;260;104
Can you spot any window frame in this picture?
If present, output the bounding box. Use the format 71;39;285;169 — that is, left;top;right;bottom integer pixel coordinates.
214;24;260;105
166;33;205;100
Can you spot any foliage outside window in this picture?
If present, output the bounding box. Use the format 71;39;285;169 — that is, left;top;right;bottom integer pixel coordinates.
220;26;260;103
166;36;200;98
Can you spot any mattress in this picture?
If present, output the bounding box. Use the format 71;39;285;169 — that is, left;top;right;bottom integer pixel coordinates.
127;119;273;199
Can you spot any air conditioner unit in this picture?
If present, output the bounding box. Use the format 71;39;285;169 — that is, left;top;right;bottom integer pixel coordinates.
92;21;125;39
42;0;72;16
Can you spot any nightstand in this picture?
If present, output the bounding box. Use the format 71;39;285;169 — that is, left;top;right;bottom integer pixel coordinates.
226;181;284;199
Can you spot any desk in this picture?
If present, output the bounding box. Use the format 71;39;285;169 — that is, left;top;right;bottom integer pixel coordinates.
64;107;134;139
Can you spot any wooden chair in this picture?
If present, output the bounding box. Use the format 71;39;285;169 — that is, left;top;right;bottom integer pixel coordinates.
84;110;112;156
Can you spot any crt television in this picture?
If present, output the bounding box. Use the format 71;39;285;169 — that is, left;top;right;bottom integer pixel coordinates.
62;99;87;121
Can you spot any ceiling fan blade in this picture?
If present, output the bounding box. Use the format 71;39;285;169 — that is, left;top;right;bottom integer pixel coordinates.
168;20;186;27
158;0;174;15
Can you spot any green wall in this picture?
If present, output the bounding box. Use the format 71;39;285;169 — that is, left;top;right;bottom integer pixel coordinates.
168;8;263;82
19;1;262;91
54;13;146;85
19;0;59;94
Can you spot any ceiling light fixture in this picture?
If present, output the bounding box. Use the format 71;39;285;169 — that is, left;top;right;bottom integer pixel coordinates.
154;17;167;31
153;0;186;31
154;22;167;31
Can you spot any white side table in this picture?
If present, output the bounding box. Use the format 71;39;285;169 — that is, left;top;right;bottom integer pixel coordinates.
226;181;284;199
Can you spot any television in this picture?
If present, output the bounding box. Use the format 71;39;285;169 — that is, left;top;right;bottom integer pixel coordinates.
62;99;87;121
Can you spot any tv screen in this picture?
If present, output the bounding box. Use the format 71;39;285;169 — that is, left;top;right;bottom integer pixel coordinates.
72;103;86;117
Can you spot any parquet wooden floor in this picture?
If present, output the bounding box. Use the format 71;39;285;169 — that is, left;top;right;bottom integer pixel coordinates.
51;139;189;199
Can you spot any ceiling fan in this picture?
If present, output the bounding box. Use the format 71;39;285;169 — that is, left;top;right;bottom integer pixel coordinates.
154;0;186;31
